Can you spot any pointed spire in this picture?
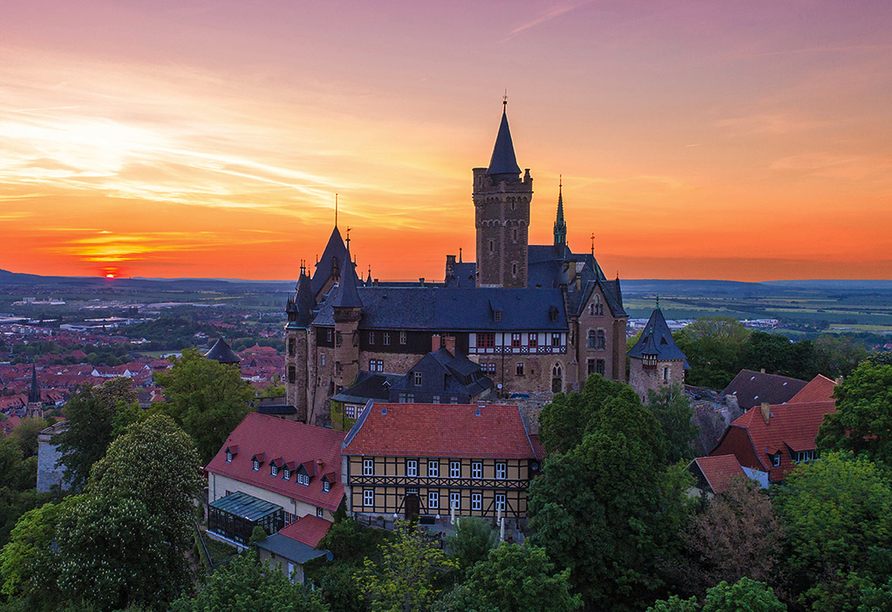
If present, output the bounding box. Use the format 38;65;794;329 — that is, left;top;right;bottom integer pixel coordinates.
294;266;315;327
205;338;241;365
554;176;567;246
333;240;362;309
28;364;41;404
486;101;522;177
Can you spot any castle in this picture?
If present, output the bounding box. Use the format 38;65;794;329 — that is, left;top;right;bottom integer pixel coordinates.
285;102;681;425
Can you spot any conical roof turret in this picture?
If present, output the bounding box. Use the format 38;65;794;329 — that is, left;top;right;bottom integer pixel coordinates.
294;266;316;328
486;103;522;177
332;241;362;309
627;307;686;361
205;338;241;364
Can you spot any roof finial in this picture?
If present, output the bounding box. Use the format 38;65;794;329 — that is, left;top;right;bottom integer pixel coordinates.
503;89;508;109
591;233;595;258
656;295;660;309
346;226;351;248
335;193;338;228
459;247;463;263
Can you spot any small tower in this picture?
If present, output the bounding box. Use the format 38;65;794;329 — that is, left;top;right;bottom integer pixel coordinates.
331;239;363;414
627;304;687;402
285;263;314;422
473;100;533;288
25;364;43;419
205;338;241;366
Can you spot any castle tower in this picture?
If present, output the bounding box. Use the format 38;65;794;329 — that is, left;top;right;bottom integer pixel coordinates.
331;240;362;412
25;364;43;419
285;263;314;423
627;305;687;402
554;178;567;248
473;100;533;288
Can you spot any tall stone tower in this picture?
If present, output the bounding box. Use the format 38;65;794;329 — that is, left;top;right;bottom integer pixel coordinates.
25;364;43;419
473;101;533;288
331;240;362;404
285;264;314;422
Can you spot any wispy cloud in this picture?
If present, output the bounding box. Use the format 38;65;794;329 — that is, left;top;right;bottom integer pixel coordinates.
501;1;592;42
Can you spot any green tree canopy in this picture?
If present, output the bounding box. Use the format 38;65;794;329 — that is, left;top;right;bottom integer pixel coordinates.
155;347;254;463
645;385;698;464
444;516;495;577
647;578;785;612
674;317;750;389
817;361;892;466
775;452;892;611
54;377;139;490
742;332;817;381
10;417;48;459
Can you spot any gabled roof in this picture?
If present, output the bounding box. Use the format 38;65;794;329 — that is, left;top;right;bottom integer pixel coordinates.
722;369;807;409
343;403;536;459
389;348;493;399
710;400;836;482
278;514;332;548
627;308;686;360
486;107;521;177
311;226;348;298
788;374;837;404
205;338;241;364
690;455;746;494
331;371;403;404
206;413;347;512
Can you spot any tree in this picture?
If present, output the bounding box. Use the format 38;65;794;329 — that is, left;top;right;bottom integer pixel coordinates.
54;377;139;490
458;543;582;612
356;521;456;612
171;551;328;612
813;334;869;379
444;516;495;577
742;332;817;381
677;477;784;597
645;385;698;464
775;452;892;611
10;417;48;458
674;317;750;389
529;394;694;611
817;361;892;466
156;348;254;463
647;578;785;612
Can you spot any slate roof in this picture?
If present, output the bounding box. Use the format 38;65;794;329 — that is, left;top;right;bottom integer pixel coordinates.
690;455;746;494
311;226;347;298
788;374;837;404
332;243;362;309
288;269;316;329
486;107;522;177
314;287;567;331
722;369;808;410
254;524;330;565
206;413;347;512
343;403;536;459
331;371;403;404
205;338;241;364
709;400;836;482
627;308;686;360
389;348;493;399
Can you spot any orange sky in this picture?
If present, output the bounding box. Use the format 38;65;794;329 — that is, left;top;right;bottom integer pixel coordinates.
2;1;891;281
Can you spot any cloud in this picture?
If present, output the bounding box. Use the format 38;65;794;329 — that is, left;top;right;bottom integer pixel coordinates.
501;1;592;42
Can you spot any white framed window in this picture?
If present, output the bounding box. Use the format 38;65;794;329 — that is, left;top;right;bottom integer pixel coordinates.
771;453;781;467
316;507;324;518
495;462;506;479
428;460;439;477
400;331;407;345
406;459;418;477
283;468;291;480
450;461;461;478
407;487;419;495
414;371;422;386
252;460;260;471
326;329;333;342
383;332;391;346
471;493;482;511
471;462;482;479
345;404;356;418
225;451;232;463
363;458;374;476
428;491;439;511
323;480;330;492
298;473;310;486
495;494;505;512
363;489;374;507
369;331;375;344
432;395;440;404
270;464;278;477
450;492;460;510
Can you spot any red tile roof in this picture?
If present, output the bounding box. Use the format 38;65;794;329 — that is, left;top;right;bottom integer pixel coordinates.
343;403;536;459
278;515;332;548
206;413;347;512
710;400;836;482
691;455;746;494
787;374;837;404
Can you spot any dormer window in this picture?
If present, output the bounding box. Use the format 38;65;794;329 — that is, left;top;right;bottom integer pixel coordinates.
252;460;260;471
297;473;310;486
283;468;291;480
771;453;781;467
323;480;330;493
493;310;502;323
225;451;233;463
270;465;278;477
414;372;422;386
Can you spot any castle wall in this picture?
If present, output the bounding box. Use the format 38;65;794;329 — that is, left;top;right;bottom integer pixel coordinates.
629;359;685;403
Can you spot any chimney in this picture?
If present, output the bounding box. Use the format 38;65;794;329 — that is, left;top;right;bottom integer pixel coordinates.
316;459;323;474
373;278;379;287
419;277;425;286
761;402;770;424
431;334;442;352
444;336;456;356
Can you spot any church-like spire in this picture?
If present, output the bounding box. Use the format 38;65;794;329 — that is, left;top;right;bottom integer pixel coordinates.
554;176;567;246
486;100;522;177
28;364;41;404
294;265;316;328
332;240;362;309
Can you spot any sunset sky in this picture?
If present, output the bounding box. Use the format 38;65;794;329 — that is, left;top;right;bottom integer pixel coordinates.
2;1;891;281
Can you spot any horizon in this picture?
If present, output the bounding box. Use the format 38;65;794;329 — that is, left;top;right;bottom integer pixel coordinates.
2;2;891;282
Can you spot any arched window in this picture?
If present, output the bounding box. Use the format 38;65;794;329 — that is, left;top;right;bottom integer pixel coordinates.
596;329;606;349
551;364;562;393
587;329;596;348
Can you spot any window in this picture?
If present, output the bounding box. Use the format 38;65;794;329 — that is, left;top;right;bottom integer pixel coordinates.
335;361;342;375
596;329;606;349
495;494;505;512
511;333;521;348
335;331;342;347
471;493;482;511
489;240;494;253
450;461;461;478
528;333;538;348
511;262;517;276
400;331;407;345
478;333;495;349
428;460;439;477
587;330;596;348
323;480;331;492
316;507;324;518
793;450;816;463
368;331;375;344
283;468;291;480
406;459;418;477
663;366;670;382
383;332;391;346
493;310;502;323
471;462;482;479
287;365;296;384
428;491;439;511
345;404;356;418
450;396;459;404
363;490;374;507
512;228;518;241
363;458;374;476
407;487;419;495
270;465;278;477
771;453;781;467
288;338;296;356
298;473;310;486
284;511;295;525
495;462;506;479
252;460;260;471
588;359;597;375
432;395;440;404
590;299;604;316
450;492;460;510
225;451;232;463
481;362;496;373
414;371;423;386
370;359;383;372
326;329;333;342
596;359;606;376
320;353;326;367
552;333;561;347
515;362;524;376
